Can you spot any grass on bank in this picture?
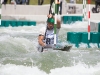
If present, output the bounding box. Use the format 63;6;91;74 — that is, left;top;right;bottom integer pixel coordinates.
26;0;95;5
6;0;95;5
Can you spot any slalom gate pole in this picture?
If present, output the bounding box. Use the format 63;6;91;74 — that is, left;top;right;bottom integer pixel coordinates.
84;0;86;20
83;0;86;21
51;0;60;46
83;0;85;21
88;0;90;40
54;0;58;45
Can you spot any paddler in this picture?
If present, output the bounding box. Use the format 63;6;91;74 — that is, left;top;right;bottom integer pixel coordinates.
37;14;61;52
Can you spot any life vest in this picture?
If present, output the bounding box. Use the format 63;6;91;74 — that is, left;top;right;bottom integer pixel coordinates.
44;28;58;45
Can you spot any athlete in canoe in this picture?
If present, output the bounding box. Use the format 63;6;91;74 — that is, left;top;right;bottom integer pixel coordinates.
37;14;61;52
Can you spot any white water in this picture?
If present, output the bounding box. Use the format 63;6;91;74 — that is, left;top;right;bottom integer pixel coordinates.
0;21;100;75
0;63;100;75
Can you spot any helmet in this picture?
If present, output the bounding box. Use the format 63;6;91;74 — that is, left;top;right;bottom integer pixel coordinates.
47;18;54;24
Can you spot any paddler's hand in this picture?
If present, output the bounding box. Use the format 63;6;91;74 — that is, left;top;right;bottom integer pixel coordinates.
41;43;46;47
47;14;53;18
57;1;60;4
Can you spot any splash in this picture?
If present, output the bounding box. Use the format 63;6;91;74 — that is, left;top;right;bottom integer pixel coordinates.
0;63;100;75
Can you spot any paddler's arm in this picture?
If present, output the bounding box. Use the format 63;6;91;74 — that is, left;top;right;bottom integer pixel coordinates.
47;14;61;29
38;35;46;47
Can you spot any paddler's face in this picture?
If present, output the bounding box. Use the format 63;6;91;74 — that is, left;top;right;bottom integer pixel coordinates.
47;22;54;30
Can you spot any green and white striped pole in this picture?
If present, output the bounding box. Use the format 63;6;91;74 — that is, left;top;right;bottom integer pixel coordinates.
84;0;86;20
54;0;57;45
83;0;86;21
51;0;60;45
83;0;85;21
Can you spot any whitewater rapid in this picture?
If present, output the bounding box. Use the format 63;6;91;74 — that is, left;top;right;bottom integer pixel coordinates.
0;21;100;75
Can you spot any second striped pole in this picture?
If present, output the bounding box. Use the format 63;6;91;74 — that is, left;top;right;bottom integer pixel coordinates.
88;0;90;40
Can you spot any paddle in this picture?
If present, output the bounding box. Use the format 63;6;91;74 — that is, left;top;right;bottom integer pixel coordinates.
41;0;54;52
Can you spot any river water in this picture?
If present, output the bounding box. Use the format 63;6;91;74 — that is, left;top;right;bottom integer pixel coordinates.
0;21;100;75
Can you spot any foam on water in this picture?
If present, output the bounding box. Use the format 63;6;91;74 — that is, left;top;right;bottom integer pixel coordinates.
0;26;40;34
62;21;88;29
0;21;100;75
0;64;47;75
0;62;100;75
49;63;100;75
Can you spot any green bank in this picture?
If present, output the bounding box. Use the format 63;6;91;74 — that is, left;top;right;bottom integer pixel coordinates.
6;0;95;5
